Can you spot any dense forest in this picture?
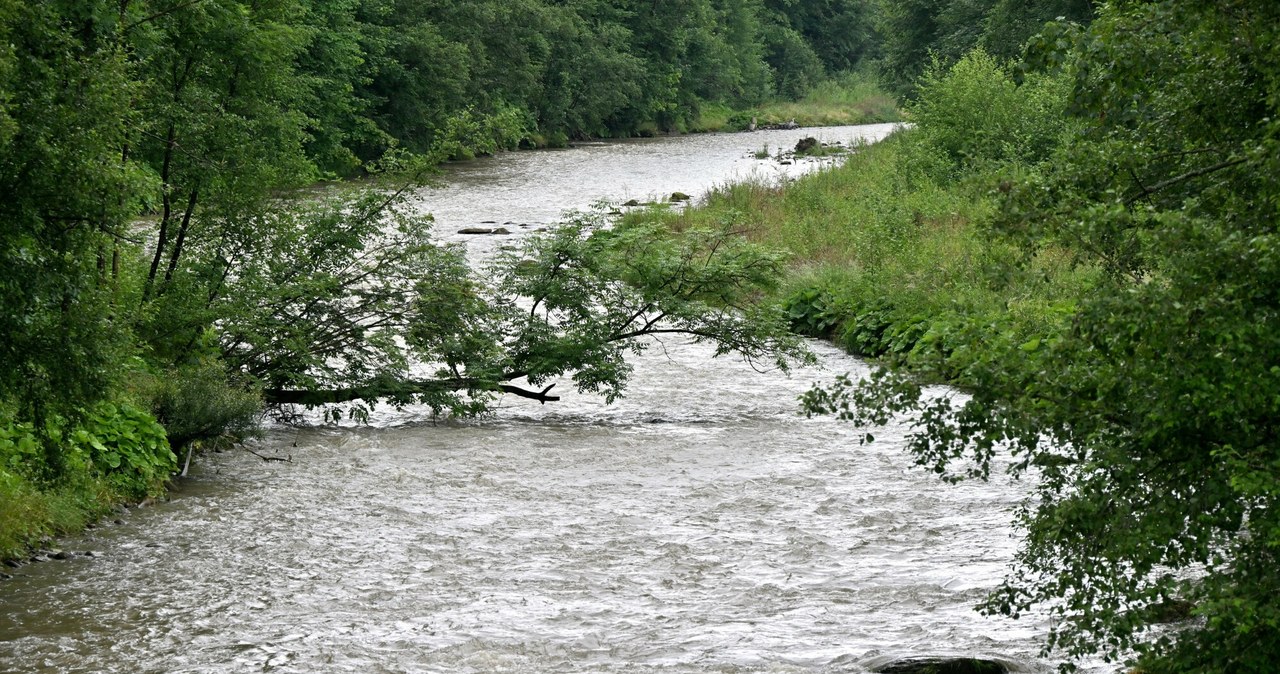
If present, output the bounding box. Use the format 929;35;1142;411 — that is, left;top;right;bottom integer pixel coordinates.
5;0;1280;671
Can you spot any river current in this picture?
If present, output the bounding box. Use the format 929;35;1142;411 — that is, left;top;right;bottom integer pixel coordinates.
0;125;1110;673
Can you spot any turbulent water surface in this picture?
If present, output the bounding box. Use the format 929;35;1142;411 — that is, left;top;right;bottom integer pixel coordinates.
0;125;1109;673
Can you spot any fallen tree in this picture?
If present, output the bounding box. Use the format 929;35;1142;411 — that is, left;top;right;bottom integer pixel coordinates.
171;192;809;418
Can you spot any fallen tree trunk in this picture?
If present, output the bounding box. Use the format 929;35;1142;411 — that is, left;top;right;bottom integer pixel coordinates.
262;379;560;406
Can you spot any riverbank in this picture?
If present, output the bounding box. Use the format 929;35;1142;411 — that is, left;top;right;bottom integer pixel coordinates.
517;74;901;147
692;73;902;133
625;126;1092;389
1;401;177;562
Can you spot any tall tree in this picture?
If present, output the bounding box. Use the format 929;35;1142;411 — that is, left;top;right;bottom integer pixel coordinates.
765;0;881;73
0;0;139;470
128;0;317;359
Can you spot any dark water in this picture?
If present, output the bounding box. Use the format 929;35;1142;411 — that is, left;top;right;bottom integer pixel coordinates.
0;126;1110;674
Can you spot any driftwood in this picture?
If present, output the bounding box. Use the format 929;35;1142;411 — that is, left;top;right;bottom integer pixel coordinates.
245;447;292;463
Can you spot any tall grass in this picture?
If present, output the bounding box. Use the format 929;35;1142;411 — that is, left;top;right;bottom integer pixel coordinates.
0;470;116;559
628;118;1096;383
742;71;902;129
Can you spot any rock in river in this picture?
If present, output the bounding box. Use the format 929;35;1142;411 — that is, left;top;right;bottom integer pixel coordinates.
869;656;1011;674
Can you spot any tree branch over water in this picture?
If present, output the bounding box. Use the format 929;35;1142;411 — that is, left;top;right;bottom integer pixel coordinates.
223;201;809;415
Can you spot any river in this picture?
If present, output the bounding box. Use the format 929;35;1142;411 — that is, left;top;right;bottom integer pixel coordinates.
0;125;1108;673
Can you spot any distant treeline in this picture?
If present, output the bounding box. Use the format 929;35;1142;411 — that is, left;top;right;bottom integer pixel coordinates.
15;0;896;178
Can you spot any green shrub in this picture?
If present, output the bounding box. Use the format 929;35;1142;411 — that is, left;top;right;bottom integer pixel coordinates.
782;286;846;337
71;402;176;500
0;416;43;480
143;357;261;451
435;104;533;160
0;402;177;558
910;49;1076;176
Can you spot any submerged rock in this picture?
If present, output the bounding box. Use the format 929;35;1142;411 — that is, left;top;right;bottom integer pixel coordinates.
622;199;641;207
870;656;1010;674
457;227;495;235
669;192;692;202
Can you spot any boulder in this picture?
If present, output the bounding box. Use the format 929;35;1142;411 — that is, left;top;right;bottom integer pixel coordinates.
870;657;1010;674
622;199;641;207
669;192;692;202
795;137;819;154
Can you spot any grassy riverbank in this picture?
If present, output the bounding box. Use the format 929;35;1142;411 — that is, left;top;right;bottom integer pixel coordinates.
691;73;902;133
519;73;902;142
628;130;1092;386
0;475;118;561
0;399;177;561
627;54;1092;387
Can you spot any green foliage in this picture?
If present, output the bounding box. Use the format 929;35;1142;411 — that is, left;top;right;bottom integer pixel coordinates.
0;403;173;498
0;402;174;557
765;0;881;73
980;0;1092;60
910;50;1076;175
494;214;810;398
0;415;42;480
0;1;139;445
140;357;262;451
760;21;827;99
71;403;176;500
417;209;810;408
781;286;846;337
0;467;117;561
803;1;1280;671
188;187;442;395
876;0;1095;97
433;105;533;161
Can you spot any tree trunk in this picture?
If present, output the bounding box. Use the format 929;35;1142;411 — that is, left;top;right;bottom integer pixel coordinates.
262;380;560;406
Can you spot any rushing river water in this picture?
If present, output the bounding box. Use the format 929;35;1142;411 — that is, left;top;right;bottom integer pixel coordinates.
1;125;1110;673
